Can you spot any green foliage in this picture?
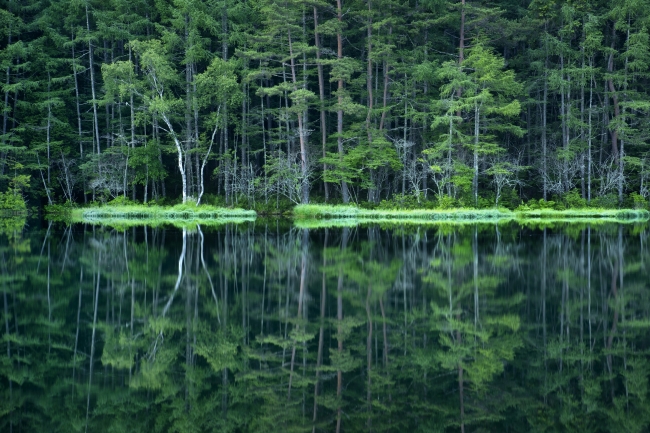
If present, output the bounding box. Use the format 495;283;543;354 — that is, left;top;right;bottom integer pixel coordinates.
629;192;649;209
377;193;433;210
561;189;587;208
0;188;27;214
3;0;650;229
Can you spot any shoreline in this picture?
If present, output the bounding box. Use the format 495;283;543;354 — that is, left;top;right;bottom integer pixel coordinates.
43;203;650;226
50;204;257;227
292;204;650;222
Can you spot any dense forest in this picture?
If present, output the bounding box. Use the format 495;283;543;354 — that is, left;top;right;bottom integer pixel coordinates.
1;0;650;210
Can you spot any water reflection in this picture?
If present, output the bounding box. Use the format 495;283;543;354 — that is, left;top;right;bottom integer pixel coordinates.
1;222;650;432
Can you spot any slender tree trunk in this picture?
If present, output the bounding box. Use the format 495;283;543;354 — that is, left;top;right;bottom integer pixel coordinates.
219;4;230;202
336;0;349;203
456;0;465;105
312;231;327;433
587;57;594;203
365;286;373;429
86;4;101;155
289;229;308;398
378;21;392;132
542;30;548;200
580;44;586;198
618;23;631;204
459;0;466;65
198;107;220;205
366;0;375;201
129;46;136;200
1;18;12;178
336;265;344;433
288;30;309;203
607;25;619;159
314;7;329;201
560;50;568;192
160;112;188;203
71;35;86;202
85;261;101;433
473;102;479;205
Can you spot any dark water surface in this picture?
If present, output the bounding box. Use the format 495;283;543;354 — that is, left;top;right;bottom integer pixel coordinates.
1;221;650;432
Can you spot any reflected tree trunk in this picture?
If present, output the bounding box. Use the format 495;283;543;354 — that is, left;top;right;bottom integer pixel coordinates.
312;231;327;433
162;229;187;317
366;286;373;430
72;269;83;397
289;229;308;399
85;256;101;433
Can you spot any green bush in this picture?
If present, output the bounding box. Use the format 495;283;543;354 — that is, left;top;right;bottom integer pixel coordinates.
45;201;74;217
107;196;136;206
562;189;587;208
0;189;27;213
591;193;618;209
253;197;294;214
436;194;457;209
629;192;649;209
377;193;421;210
477;196;492;209
539;199;557;209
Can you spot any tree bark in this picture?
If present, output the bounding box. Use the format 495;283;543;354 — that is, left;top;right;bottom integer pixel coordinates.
314;7;329;201
86;4;101;155
288;30;309;204
336;0;350;203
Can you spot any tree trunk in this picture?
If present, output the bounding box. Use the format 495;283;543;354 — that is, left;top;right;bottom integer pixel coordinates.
588;63;593;203
542;31;548;200
365;13;376;204
288;30;309;204
1;18;12;178
607;25;620;160
86;4;101;155
161;112;188;203
473;102;479;206
314;6;329;201
312;231;327;433
336;0;349;203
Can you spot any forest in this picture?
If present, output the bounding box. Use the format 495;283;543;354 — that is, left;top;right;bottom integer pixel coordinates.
1;0;650;211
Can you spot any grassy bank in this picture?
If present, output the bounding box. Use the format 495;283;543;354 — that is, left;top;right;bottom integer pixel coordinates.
53;203;256;226
514;208;650;220
293;205;512;221
71;216;256;230
293;204;650;226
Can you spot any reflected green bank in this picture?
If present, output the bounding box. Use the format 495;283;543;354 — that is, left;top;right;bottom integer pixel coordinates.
1;221;650;432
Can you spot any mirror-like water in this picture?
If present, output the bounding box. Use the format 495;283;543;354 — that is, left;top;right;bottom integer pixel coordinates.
1;221;649;432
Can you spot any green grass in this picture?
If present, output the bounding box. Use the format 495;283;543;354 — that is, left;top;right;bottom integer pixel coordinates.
292;204;650;227
293;204;511;220
60;203;256;226
515;208;649;220
48;202;649;228
73;216;256;230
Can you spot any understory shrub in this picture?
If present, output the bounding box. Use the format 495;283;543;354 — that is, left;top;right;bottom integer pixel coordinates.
0;189;27;214
435;194;457;209
561;189;587;208
590;193;619;209
378;193;428;210
629;192;649;209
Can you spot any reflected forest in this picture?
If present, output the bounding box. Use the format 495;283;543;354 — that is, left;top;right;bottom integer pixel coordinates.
2;221;650;432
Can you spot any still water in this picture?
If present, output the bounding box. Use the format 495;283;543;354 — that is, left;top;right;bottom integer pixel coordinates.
1;221;649;432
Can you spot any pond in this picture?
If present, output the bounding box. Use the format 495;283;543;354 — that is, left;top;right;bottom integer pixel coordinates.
1;221;649;432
